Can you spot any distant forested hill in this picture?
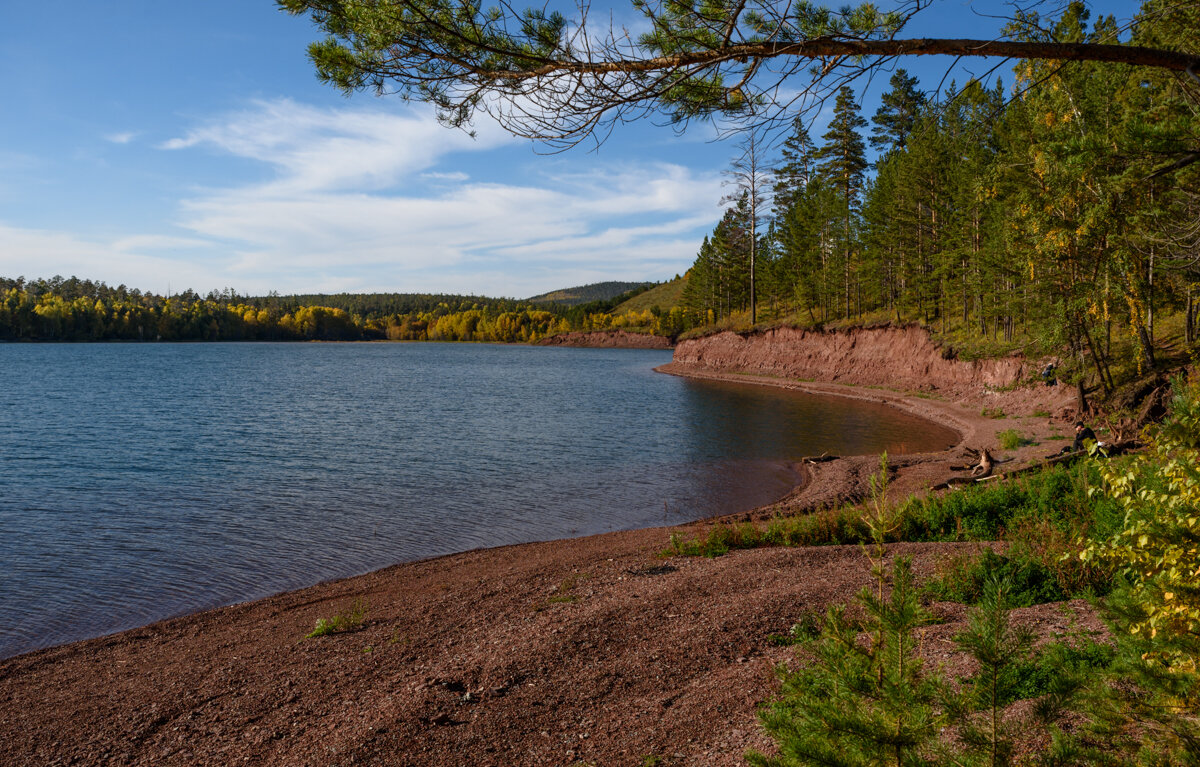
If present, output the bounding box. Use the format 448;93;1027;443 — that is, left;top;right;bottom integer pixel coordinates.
612;276;687;314
527;281;654;306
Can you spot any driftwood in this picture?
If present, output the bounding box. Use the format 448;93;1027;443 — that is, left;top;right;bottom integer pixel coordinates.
933;439;1147;489
963;447;995;478
802;453;839;464
1100;415;1139;444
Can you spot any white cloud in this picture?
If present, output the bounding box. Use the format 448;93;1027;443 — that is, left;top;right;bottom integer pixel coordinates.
420;171;470;182
0;223;226;293
3;99;724;297
111;234;213;252
161;98;513;194
158;98;723;295
105;132;138;145
490;213;718;262
170;165;719;291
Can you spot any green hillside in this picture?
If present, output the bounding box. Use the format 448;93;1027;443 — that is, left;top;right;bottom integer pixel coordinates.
612;275;687;314
527;281;653;306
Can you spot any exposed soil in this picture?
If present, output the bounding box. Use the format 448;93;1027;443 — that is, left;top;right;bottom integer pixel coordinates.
535;330;673;349
672;324;1075;416
0;326;1103;766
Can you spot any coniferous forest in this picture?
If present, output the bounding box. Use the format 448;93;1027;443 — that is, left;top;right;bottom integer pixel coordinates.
680;0;1199;389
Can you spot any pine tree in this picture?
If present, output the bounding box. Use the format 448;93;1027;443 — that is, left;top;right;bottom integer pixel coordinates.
816;86;869;318
860;155;904;320
750;457;946;767
944;578;1036;767
723;132;772;324
680;236;720;322
776;176;839;322
773;117;818;220
748;557;946;767
870;69;927;156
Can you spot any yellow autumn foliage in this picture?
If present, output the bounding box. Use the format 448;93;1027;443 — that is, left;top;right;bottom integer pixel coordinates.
1081;376;1200;673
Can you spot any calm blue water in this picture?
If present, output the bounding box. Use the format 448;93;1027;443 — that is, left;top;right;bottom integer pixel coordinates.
0;343;956;658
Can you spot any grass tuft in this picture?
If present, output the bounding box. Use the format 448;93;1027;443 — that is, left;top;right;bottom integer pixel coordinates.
306;598;367;638
533;574;587;611
766;611;824;646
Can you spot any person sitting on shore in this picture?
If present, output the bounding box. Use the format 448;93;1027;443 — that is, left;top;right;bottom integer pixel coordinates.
1071;421;1097;452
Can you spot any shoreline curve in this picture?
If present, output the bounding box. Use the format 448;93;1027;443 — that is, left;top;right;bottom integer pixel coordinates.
0;349;1087;767
655;361;975;448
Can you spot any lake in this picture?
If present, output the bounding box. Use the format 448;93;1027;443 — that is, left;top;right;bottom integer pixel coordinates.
0;342;957;658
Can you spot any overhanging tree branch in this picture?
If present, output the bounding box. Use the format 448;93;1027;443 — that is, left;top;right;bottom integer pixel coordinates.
463;39;1198;79
278;0;1200;147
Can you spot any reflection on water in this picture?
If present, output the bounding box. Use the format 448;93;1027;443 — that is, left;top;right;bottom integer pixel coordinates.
0;343;955;658
678;378;955;461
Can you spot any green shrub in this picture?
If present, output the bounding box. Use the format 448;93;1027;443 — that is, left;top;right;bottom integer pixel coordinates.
996;428;1028;449
922;548;1069;606
997;638;1117;706
1081;373;1200;666
898;461;1122;546
666;461;1124;588
1056;376;1200;765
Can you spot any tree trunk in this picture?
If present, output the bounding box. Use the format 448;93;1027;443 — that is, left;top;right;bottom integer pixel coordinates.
1187;284;1194;345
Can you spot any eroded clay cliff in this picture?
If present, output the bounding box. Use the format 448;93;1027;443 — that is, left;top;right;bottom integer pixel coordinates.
665;325;1030;395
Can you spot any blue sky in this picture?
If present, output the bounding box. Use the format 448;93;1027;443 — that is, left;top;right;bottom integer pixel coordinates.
0;0;1137;299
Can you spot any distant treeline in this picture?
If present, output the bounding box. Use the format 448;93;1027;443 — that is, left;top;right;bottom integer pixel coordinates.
0;276;682;342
